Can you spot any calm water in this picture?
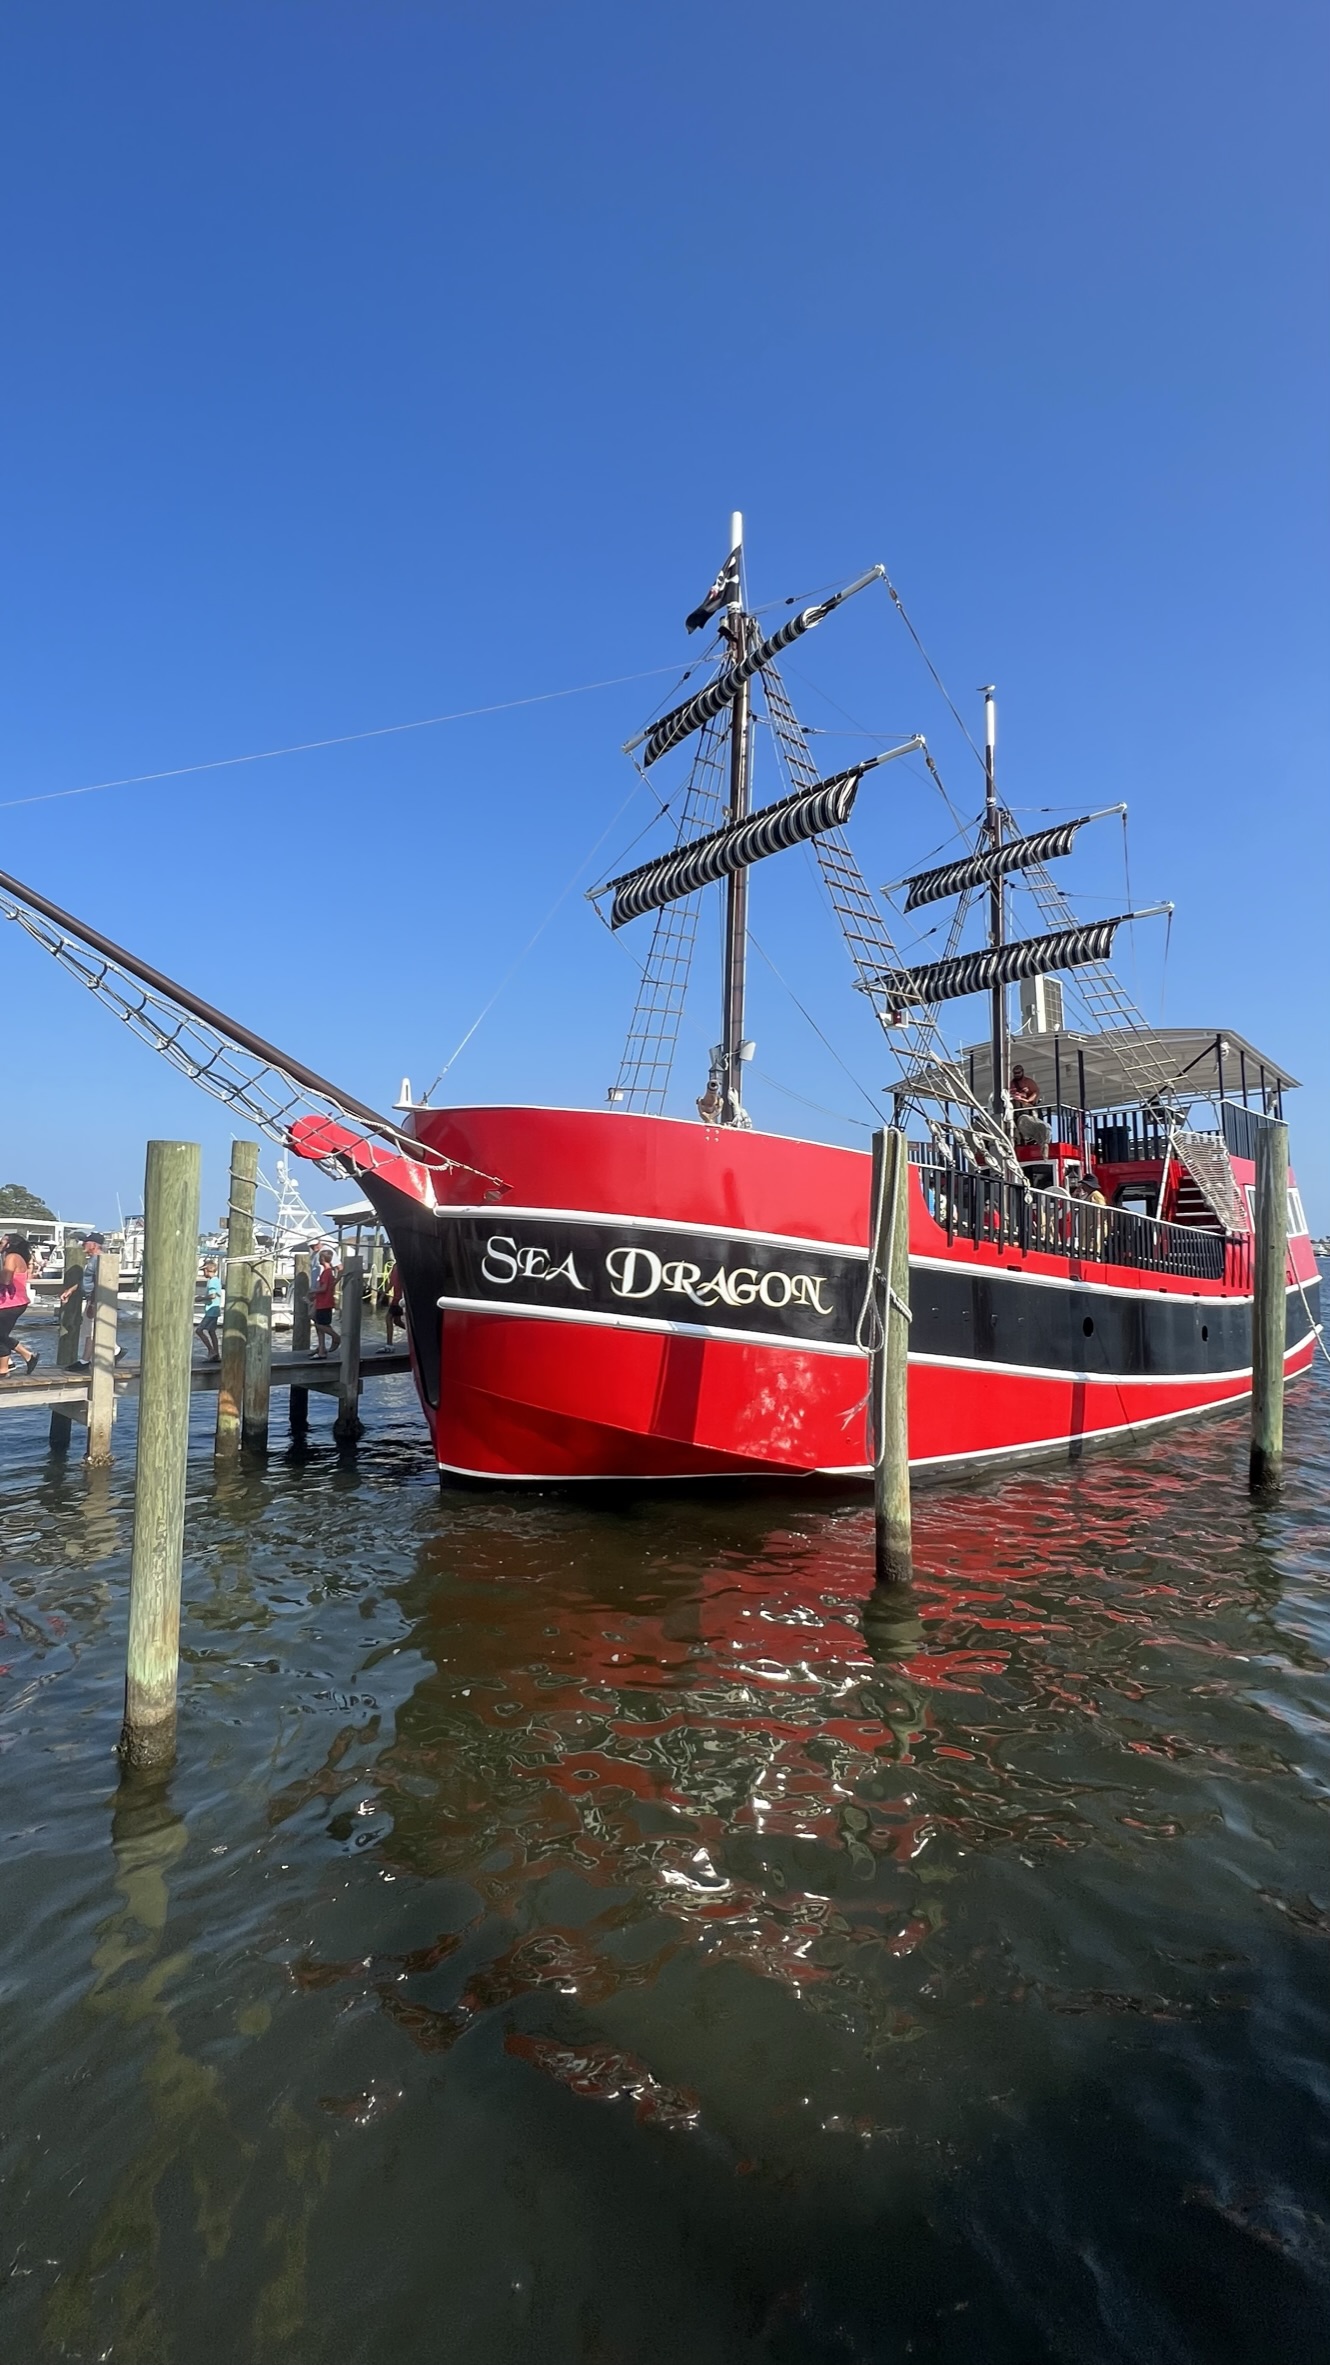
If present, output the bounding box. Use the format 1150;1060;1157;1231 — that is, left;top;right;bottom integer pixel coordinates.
2;1315;1328;2363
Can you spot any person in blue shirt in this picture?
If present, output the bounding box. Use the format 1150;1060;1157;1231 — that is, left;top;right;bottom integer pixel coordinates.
195;1260;224;1361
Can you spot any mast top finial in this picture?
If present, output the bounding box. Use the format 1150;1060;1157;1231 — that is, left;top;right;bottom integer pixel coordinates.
730;511;743;555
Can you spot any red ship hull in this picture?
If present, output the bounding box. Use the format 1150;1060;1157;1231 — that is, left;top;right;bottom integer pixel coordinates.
325;1105;1321;1484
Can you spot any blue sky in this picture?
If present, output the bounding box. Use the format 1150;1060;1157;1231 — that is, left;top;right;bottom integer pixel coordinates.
1;1;1326;1230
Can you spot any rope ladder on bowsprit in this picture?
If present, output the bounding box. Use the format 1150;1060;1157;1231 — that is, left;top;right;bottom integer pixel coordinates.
0;867;504;1195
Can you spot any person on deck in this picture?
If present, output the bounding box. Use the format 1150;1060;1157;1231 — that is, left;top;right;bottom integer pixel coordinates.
55;1238;85;1370
0;1235;39;1376
69;1232;104;1364
311;1248;341;1357
195;1260;224;1361
384;1261;404;1350
1076;1170;1109;1255
1009;1066;1051;1153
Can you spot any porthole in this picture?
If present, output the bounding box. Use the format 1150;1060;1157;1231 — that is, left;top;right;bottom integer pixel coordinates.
1082;1316;1095;1337
1201;1323;1209;1341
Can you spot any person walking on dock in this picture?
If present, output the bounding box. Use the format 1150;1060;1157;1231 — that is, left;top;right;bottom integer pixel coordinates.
0;1235;39;1375
311;1248;340;1357
64;1232;104;1364
384;1260;403;1350
194;1258;223;1361
54;1235;85;1369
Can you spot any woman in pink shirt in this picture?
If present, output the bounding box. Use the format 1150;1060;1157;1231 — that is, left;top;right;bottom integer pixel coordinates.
0;1234;39;1376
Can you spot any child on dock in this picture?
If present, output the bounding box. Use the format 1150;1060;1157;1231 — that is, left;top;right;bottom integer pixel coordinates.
312;1248;340;1357
0;1235;39;1376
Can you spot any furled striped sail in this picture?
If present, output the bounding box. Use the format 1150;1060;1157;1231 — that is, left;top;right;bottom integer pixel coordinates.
608;748;919;929
872;918;1124;1009
640;568;885;769
902;819;1087;910
642;609;829;769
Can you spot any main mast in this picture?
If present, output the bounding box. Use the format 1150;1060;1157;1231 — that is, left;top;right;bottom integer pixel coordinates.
983;685;1009;1131
719;510;753;1124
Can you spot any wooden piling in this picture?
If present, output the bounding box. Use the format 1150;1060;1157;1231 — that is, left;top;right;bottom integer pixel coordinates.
333;1253;364;1446
49;1237;88;1454
869;1126;912;1584
86;1244;121;1466
119;1142;201;1769
1249;1117;1289;1495
288;1251;311;1439
241;1248;273;1457
216;1139;258;1459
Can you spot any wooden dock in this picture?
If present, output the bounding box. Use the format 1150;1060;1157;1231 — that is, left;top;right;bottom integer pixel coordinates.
0;1344;411;1420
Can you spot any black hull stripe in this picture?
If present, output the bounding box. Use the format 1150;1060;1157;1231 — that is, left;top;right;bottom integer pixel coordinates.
912;1263;1318;1380
360;1172;1323;1406
435;1291;1319;1385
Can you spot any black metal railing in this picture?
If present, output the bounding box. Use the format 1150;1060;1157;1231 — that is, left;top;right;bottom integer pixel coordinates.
914;1162;1228;1281
1090;1107;1170;1165
1218;1100;1273;1164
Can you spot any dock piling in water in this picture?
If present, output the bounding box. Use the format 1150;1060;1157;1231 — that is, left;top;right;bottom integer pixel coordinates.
1249;1117;1289;1494
241;1246;273;1458
86;1244;121;1466
216;1138;258;1459
869;1126;912;1585
288;1251;311;1440
120;1141;200;1769
334;1253;364;1446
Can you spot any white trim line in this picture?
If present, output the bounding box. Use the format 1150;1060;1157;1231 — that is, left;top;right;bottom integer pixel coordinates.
435;1293;860;1357
436;1296;1319;1373
909;1350;1257;1387
912;1391;1242;1470
910;1252;1242;1304
433;1201;866;1259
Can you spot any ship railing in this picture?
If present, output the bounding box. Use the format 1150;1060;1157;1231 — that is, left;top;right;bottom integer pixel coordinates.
1218;1100;1276;1164
913;1162;1228;1281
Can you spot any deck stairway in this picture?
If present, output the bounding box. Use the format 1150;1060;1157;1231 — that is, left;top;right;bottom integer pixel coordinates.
1173;1132;1247;1232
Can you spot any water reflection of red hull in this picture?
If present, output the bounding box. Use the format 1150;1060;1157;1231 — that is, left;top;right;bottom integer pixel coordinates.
297;1104;1320;1484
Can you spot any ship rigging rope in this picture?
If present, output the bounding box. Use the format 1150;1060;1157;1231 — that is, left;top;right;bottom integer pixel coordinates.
420;772;652;1100
0;884;507;1194
746;931;885;1126
880;575;985;767
854;1138;912;1361
0;663;693;817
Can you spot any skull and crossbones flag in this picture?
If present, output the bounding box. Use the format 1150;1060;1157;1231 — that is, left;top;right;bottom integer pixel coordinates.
684;547;741;634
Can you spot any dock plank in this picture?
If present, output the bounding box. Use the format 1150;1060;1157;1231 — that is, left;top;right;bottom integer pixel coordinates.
0;1346;411;1414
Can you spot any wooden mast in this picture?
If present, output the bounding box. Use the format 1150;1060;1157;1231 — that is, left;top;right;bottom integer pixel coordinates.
983;686;1009;1129
719;511;753;1124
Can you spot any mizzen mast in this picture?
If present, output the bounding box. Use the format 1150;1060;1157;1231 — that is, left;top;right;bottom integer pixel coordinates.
719;512;753;1126
982;686;1010;1132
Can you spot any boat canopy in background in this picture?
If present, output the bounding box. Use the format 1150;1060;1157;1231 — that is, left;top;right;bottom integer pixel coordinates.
916;1026;1301;1111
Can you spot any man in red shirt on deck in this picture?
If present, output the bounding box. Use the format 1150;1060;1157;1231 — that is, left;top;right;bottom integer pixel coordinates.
1009;1064;1051;1153
311;1248;341;1357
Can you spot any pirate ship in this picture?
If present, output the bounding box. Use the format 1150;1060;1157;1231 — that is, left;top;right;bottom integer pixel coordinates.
2;519;1320;1480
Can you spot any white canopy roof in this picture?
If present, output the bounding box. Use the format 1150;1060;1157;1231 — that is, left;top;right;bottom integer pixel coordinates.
916;1027;1297;1111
